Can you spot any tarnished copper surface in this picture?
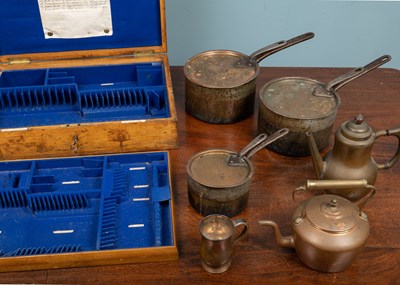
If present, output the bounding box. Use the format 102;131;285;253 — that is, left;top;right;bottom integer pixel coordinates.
187;150;252;188
307;115;400;201
260;77;338;119
184;50;258;89
185;77;256;124
186;149;254;217
305;195;358;233
199;215;248;273
259;180;373;273
257;77;340;156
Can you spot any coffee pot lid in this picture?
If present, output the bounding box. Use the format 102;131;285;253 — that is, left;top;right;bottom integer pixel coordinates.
341;114;373;141
305;194;360;233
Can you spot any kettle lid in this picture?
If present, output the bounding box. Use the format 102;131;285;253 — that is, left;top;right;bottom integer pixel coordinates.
305;194;361;233
340;114;373;141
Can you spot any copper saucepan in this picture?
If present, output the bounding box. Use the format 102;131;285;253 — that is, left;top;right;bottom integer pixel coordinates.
257;54;391;156
184;32;315;124
187;129;289;217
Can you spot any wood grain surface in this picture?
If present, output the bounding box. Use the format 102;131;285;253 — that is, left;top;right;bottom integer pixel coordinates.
0;66;399;284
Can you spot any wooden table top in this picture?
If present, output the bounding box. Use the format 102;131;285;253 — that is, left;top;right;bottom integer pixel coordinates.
1;66;400;284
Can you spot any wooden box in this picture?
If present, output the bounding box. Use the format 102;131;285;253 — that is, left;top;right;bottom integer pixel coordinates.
0;151;178;272
0;1;178;271
0;0;178;161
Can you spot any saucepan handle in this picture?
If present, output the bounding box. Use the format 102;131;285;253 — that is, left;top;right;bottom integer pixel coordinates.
249;32;315;64
313;55;391;97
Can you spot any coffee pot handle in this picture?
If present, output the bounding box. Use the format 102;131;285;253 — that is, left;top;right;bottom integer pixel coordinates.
232;219;249;245
375;126;400;170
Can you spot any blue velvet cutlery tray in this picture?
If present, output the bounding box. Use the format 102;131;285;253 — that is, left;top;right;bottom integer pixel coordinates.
0;63;169;128
0;151;176;270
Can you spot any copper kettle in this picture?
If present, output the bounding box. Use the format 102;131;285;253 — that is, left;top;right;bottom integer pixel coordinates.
259;179;375;273
307;114;400;201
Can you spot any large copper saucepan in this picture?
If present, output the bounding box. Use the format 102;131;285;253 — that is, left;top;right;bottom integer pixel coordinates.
184;32;315;124
257;54;391;156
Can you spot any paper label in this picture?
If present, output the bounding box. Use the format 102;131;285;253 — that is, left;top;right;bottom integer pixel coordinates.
37;0;113;39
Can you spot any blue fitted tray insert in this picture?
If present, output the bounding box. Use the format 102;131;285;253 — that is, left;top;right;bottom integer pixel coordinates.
0;152;174;257
0;63;170;128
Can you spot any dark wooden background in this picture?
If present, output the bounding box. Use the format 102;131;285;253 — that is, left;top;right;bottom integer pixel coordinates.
1;66;400;284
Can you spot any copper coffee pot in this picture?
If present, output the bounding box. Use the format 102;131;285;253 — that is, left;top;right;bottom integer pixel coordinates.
307;114;400;201
259;179;375;273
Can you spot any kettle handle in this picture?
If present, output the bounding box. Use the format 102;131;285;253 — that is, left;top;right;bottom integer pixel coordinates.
292;179;376;217
375;126;400;170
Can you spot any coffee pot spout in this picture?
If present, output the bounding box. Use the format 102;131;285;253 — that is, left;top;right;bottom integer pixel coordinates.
258;220;294;248
306;131;325;178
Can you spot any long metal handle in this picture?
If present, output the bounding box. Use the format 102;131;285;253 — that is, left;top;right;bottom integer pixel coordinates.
228;129;289;166
245;128;289;159
227;133;268;166
306;179;369;190
292;179;374;217
375;126;400;170
249;32;315;64
237;133;268;158
313;55;391;97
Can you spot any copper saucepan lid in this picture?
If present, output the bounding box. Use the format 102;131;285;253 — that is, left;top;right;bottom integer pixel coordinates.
259;55;391;120
187;129;289;188
184;32;315;89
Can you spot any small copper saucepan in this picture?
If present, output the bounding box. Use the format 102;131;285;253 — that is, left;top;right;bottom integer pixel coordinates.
187;129;289;217
184;32;315;124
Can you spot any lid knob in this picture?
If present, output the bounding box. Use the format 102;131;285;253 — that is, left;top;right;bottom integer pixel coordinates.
340;114;373;141
354;114;364;125
306;195;359;233
329;199;338;210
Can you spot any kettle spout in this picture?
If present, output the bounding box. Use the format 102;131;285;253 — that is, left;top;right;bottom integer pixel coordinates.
258;220;294;248
306;131;325;178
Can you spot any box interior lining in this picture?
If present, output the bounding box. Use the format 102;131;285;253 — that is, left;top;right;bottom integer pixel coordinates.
0;63;170;128
0;152;174;257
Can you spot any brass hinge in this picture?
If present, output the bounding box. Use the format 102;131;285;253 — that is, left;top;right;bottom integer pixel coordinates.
9;58;31;65
133;50;155;57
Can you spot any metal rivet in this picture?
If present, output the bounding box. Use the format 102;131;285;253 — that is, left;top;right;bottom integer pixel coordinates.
104;29;110;34
360;211;368;220
294;217;303;225
47;32;53;37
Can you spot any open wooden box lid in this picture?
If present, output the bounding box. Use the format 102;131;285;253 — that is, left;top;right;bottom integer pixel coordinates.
0;0;177;161
0;0;167;63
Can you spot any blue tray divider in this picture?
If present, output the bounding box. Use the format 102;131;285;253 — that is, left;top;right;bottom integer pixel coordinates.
28;192;90;212
0;63;169;128
96;157;129;250
46;244;82;254
151;160;172;247
0;84;79;113
79;87;150;119
3;247;47;257
0;161;35;209
3;244;84;257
